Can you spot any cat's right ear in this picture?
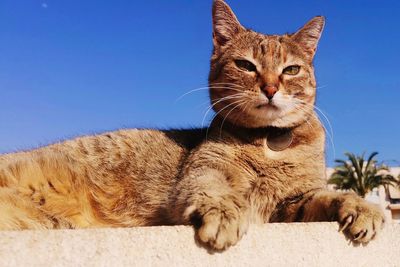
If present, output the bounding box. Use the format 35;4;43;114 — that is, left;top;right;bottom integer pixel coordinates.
212;0;244;47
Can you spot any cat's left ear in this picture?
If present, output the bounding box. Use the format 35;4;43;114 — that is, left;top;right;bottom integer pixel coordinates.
292;16;325;59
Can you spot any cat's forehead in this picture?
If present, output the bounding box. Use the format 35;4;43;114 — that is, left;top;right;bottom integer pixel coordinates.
233;32;300;67
254;36;286;68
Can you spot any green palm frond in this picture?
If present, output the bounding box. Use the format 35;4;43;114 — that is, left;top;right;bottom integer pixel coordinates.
365;152;379;171
328;152;397;198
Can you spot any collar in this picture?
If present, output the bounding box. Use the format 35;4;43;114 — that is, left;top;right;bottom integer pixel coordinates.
209;117;295;151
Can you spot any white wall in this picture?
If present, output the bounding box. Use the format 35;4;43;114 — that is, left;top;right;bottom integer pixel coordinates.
0;223;398;267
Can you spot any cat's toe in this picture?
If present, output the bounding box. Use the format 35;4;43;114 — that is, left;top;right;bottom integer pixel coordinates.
338;197;384;243
348;209;384;243
195;207;248;251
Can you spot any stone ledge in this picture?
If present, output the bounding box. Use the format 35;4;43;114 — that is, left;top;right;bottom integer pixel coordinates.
0;223;398;267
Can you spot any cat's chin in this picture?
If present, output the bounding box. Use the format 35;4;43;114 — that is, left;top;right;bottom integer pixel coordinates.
245;118;307;129
247;119;301;129
228;106;310;129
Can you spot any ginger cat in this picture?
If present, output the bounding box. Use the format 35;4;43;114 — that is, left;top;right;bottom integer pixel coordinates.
0;0;384;250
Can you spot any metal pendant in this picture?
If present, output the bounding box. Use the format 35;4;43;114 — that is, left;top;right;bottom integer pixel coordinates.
267;129;293;152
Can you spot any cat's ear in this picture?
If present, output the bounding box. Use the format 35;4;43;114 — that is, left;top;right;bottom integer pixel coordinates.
292;16;325;58
212;0;244;47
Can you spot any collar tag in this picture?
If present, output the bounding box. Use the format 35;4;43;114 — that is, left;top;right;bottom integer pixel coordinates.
267;129;293;151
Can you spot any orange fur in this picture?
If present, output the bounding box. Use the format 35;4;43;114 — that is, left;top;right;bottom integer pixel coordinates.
0;0;383;250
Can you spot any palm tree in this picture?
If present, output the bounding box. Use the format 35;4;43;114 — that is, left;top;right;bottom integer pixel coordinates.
398;174;400;188
328;152;397;198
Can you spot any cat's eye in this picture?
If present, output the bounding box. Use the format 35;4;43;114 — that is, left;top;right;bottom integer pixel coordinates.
235;60;257;72
282;65;300;75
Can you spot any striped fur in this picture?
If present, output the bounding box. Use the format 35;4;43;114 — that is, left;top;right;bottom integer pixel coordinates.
0;0;383;250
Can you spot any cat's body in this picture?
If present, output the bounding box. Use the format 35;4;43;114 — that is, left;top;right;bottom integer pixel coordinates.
0;116;324;228
0;0;384;250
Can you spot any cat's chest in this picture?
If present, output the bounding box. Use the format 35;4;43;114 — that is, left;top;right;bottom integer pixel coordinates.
238;143;320;223
245;162;298;223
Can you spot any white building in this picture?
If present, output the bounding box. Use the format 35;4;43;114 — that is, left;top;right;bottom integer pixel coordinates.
379;167;400;223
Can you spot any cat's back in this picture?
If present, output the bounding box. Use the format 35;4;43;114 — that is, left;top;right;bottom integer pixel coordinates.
2;128;205;169
38;128;206;179
0;128;206;227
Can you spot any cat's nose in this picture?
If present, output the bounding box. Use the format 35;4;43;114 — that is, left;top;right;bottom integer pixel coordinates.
262;85;278;100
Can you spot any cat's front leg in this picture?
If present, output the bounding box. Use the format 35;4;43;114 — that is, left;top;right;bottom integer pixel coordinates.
283;190;385;243
172;169;249;251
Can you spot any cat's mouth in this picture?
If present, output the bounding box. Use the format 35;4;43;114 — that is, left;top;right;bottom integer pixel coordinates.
256;103;269;109
255;101;279;110
253;100;286;123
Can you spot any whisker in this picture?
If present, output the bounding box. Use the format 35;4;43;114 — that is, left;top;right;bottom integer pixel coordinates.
209;82;245;88
196;99;212;109
201;94;246;128
219;100;246;137
316;85;328;90
313;105;334;142
313;111;336;159
205;99;245;141
174;87;209;103
197;93;244;109
294;98;334;140
174;86;243;103
292;101;336;159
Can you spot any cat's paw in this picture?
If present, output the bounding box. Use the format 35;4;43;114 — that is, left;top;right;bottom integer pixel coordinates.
335;194;385;243
185;198;249;251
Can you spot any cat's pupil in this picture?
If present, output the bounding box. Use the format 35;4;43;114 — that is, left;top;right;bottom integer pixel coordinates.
235;60;257;72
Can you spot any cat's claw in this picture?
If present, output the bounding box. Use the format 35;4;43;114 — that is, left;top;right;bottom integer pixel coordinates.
339;215;353;232
336;195;385;243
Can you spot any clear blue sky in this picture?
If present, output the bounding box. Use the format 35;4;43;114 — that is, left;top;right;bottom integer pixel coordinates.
0;0;399;166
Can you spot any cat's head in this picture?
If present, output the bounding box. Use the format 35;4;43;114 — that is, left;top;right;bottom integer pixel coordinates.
209;0;324;129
